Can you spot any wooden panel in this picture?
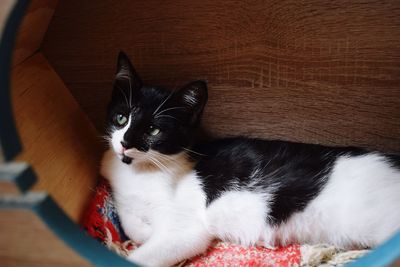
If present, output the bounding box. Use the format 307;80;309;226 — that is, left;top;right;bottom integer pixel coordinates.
42;0;400;152
11;53;101;222
0;209;92;267
12;0;58;66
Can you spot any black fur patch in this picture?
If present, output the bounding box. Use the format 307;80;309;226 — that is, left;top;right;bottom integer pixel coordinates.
193;138;367;224
386;153;400;170
105;52;208;161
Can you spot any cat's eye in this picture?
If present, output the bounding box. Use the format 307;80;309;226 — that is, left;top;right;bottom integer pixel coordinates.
115;114;128;126
148;125;160;136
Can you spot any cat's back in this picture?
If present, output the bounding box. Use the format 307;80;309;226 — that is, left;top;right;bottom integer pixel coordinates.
193;137;367;165
193;137;364;202
193;137;400;247
193;137;400;181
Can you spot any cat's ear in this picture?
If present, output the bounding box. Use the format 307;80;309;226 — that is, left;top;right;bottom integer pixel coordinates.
177;80;208;124
115;51;142;89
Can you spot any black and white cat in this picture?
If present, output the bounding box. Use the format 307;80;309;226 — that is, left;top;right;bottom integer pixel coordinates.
101;52;400;267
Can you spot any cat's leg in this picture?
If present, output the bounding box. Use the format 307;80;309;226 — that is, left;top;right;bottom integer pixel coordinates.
206;190;272;247
126;220;212;267
256;226;277;249
120;214;153;244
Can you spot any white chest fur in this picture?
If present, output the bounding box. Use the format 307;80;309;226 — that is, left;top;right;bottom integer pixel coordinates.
100;149;208;245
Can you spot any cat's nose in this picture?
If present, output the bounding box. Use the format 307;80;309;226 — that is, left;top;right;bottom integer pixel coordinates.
120;141;130;149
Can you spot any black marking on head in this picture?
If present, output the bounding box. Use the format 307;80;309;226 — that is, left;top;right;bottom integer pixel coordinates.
106;52;208;159
116;51;142;89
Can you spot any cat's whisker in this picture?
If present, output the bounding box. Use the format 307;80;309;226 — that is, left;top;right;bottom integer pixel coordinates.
153;90;174;116
146;151;184;174
125;151;144;158
181;147;207;156
115;84;130;108
147;156;173;175
149;152;191;175
99;134;110;141
128;77;133;108
152;153;183;170
155;106;186;117
146;151;174;166
154;114;179;121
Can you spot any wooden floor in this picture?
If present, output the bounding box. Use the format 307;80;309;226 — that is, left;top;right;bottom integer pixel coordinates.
0;209;92;267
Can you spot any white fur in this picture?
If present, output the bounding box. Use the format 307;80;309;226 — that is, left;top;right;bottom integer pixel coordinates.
110;115;132;157
101;150;211;266
275;154;400;248
102;122;400;266
206;190;272;246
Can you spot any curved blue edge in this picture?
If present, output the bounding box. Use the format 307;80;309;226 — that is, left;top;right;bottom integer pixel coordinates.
345;231;400;267
0;1;398;267
0;0;29;161
14;165;36;192
0;163;36;193
0;193;140;267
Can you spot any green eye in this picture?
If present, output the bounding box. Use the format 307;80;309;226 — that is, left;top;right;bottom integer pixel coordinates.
149;125;160;136
116;114;128;126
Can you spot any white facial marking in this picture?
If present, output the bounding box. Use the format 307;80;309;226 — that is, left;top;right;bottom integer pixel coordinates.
110;115;132;157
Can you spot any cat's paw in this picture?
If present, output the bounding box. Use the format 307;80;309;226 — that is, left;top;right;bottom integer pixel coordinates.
256;240;277;250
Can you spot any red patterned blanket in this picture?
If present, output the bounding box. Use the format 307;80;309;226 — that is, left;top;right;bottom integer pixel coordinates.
83;178;367;266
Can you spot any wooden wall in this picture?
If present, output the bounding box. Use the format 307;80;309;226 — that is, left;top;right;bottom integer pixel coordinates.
12;0;57;66
42;0;400;152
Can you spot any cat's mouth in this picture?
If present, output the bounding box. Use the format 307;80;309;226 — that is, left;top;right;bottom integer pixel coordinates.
121;148;146;164
121;155;133;164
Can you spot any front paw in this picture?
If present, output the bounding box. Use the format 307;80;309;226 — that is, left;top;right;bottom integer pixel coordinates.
256;240;277;250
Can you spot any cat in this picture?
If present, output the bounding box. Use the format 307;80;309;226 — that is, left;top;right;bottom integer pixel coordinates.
101;51;400;267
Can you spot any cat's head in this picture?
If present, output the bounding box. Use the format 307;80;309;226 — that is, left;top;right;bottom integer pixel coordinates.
105;51;207;164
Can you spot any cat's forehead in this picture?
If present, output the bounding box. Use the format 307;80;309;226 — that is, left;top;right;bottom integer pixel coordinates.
112;83;170;109
140;86;170;102
138;86;172;110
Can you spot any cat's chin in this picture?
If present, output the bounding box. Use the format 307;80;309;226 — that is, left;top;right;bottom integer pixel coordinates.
121;155;133;164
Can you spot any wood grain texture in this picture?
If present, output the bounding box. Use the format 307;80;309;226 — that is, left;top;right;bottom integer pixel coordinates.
12;0;58;66
0;209;92;267
11;53;101;222
42;0;400;152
